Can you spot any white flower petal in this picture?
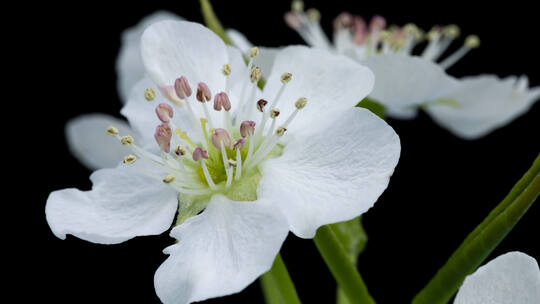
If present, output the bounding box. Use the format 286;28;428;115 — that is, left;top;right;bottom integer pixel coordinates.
426;75;540;139
46;165;178;244
262;46;374;136
259;108;400;238
362;54;458;109
141;20;227;93
454;252;540;304
154;194;288;304
66;113;134;170
120;77;195;148
226;28;253;54
116;11;183;101
386;106;418;120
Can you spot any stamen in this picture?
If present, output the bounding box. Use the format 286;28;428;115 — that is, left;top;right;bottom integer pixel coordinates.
291;0;304;12
240;121;256;138
123;155;137;164
439;34;480;70
295;97;308;109
196;82;212;102
173;144;186;157
163;174;176;184
154;123;172;153
306;8;321;22
234;139;244;180
214;92;231;111
121;135;134;146
257;99;268;112
144;88;157;101
193;147;216;189
249;47;260;58
155;103;173;123
284;11;303;30
250;66;262;83
222;64;232;76
192;147;209;161
106;126;119;137
174;76;192;99
270;108;280;118
281;72;293;84
276;126;287;136
211;128;232;149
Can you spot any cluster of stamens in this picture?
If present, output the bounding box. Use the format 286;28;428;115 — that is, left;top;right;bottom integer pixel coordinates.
285;0;480;70
107;47;307;197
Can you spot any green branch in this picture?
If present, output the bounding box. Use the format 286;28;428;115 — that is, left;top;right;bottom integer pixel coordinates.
413;153;540;304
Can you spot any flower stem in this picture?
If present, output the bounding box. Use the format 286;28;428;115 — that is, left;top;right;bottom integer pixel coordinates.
199;0;234;45
260;253;302;304
314;225;375;304
412;153;540;304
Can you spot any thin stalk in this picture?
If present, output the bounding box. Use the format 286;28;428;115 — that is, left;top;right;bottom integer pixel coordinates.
314;225;375;304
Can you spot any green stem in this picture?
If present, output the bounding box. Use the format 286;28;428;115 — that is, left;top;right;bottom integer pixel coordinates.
260;253;302;304
314;225;375;304
199;0;234;45
413;153;540;304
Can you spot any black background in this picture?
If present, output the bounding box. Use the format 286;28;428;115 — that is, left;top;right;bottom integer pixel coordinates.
21;0;539;303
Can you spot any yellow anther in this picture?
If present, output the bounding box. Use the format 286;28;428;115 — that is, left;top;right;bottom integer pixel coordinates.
250;66;262;83
295;97;308;109
465;35;480;48
222;64;232;76
174;144;186;156
175;129;197;149
306;8;321;21
443;24;460;39
106;126;119;137
123;155;137;164
427;26;440;40
144;88;157;101
281;72;292;83
162;174;176;184
249;47;259;58
379;30;391;42
276;126;287;136
292;0;304;12
121;135;134;146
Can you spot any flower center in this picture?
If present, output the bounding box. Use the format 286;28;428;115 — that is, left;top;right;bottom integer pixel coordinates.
106;47;307;220
285;0;480;70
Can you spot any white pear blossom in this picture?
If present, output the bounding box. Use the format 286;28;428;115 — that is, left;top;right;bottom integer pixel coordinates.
46;20;400;304
454;252;540;304
228;1;539;139
67;11;183;170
